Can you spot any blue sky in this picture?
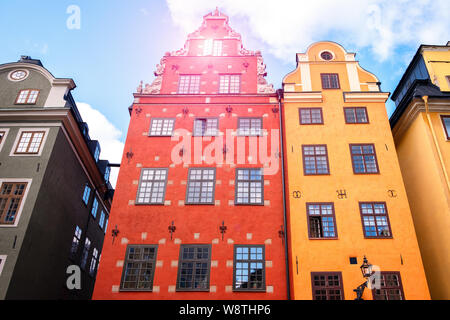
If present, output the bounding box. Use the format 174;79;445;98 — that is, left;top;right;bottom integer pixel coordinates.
1;0;449;185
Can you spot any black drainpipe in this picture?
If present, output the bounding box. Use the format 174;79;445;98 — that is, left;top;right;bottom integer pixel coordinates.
276;88;291;300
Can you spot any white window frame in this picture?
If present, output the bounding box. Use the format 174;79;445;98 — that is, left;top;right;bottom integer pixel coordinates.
0;255;7;276
10;128;50;157
0;128;10;153
0;178;32;228
213;40;223;56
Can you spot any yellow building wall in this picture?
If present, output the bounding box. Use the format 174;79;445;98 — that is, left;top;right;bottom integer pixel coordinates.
394;110;450;299
283;42;430;300
422;50;450;91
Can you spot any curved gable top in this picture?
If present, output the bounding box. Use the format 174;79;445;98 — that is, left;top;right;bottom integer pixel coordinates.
283;41;380;89
0;61;76;89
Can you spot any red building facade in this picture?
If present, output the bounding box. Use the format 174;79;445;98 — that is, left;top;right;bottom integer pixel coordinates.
93;9;288;300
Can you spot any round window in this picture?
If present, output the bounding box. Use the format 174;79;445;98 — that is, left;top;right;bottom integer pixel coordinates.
320;51;333;61
9;70;28;81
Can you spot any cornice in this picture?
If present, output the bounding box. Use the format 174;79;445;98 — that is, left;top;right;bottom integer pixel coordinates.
282;91;323;103
0;108;109;198
392;99;450;140
343;91;390;103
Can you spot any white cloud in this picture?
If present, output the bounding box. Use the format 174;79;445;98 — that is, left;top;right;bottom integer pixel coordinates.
76;102;124;188
165;0;450;61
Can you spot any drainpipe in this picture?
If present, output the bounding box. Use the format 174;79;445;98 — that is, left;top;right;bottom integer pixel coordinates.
276;89;291;300
422;95;450;192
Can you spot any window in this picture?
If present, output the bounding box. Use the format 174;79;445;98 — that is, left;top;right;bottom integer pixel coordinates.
441;115;450;140
136;168;168;204
238;117;262;136
14;131;45;154
307;203;337;239
80;238;91;270
104;166;110;182
176;244;211;291
15;89;39;104
104;218;109;235
120;245;158;291
302;145;330;175
350;144;379;174
344;107;369;123
70;226;82;259
235;168;263;205
149;118;175;136
203;39;213;55
311;272;344;300
219;75;240;94
193;118;218;136
320;51;333;61
91;198;98;218
299;108;323;125
321;73;340;89
89;248;99;276
360;202;392;238
94;145;100;162
99;210;106;229
82;185;91;205
233;245;265;291
203;39;222;56
0;182;27;225
372;272;404;300
186;168;216;204
213;40;223;56
178;75;201;94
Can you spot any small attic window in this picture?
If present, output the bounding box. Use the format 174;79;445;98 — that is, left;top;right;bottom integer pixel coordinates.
94;145;100;162
320;51;334;61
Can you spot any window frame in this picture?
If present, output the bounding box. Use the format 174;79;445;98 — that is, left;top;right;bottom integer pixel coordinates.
80;237;91;270
311;272;344;300
0;181;29;226
0;255;7;276
0;129;9;153
135;168;169;205
219;74;241;94
359;202;393;239
120;244;158;292
149;118;176;137
91;197;98;219
372;271;405;300
344;107;369;124
82;184;91;206
234;168;264;205
320;73;340;89
193;117;219;137
306;202;338;239
233;244;266;292
440;115;450;140
299;108;324;125
302;144;330;176
69;225;83;260
14;131;46;155
176;244;211;292
178;74;201;94
237;117;263;136
185;168;216;205
349;143;380;174
89;247;99;277
15;89;40;105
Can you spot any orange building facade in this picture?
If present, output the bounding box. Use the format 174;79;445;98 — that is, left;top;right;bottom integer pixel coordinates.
281;42;430;300
93;9;288;300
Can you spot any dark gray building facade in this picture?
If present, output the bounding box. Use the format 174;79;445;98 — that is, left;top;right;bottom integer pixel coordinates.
0;56;114;299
